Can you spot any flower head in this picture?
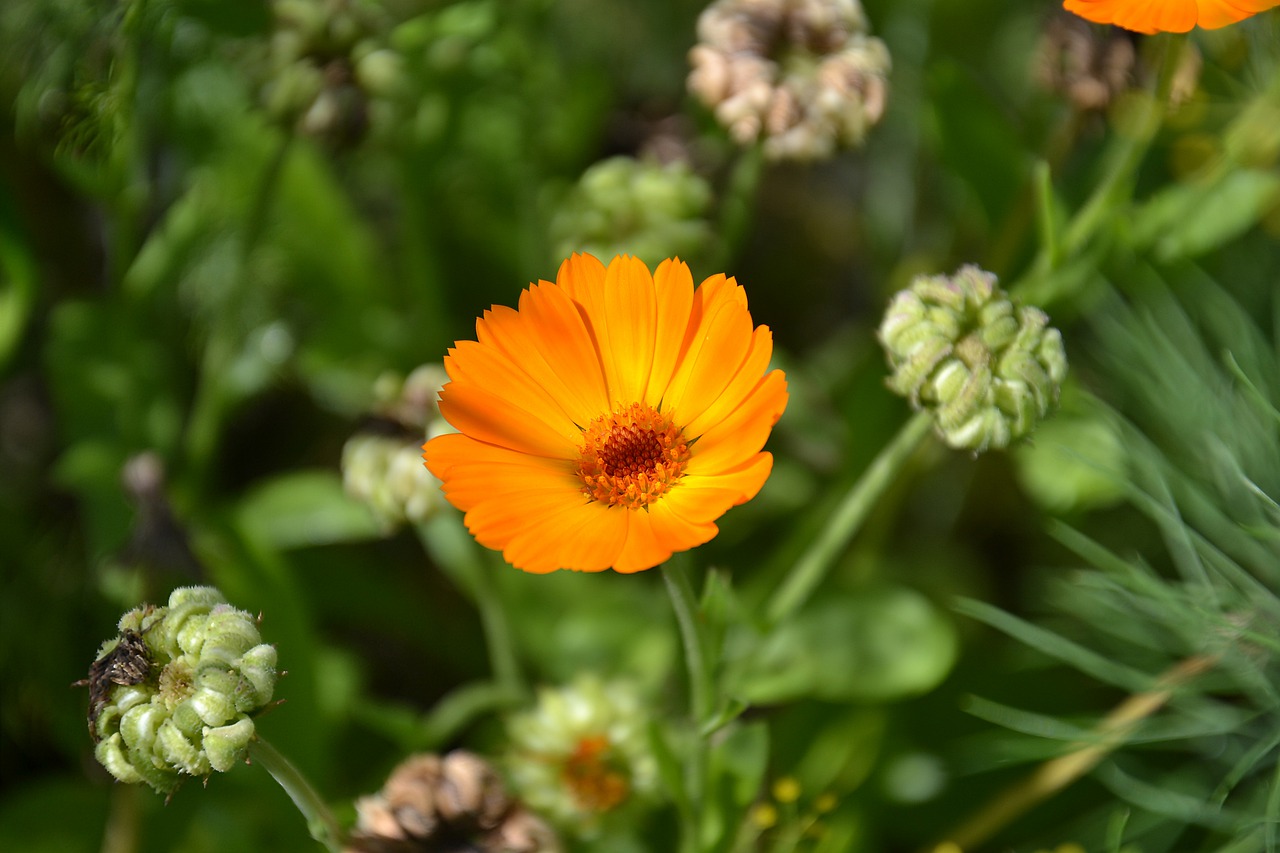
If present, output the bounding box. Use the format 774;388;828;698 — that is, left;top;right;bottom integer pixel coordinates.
688;0;891;160
343;365;451;531
878;266;1067;453
78;586;278;794
506;676;656;835
423;253;788;574
346;751;561;853
1063;0;1279;33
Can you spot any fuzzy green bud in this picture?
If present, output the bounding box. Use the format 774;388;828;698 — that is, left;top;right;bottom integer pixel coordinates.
342;433;444;530
82;587;278;794
878;265;1067;453
549;157;714;268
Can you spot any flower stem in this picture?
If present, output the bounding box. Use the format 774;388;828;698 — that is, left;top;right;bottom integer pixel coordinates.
249;736;343;852
662;561;715;853
714;143;766;268
924;653;1216;853
1061;33;1185;257
766;410;933;626
417;517;525;697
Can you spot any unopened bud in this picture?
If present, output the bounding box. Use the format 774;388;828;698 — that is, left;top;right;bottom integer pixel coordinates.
79;586;278;794
878;266;1067;453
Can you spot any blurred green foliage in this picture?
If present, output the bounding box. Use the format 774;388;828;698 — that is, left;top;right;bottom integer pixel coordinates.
2;0;1280;851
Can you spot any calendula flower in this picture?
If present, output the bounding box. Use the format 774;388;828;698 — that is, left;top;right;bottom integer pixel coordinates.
1063;0;1279;33
506;676;657;835
423;253;787;574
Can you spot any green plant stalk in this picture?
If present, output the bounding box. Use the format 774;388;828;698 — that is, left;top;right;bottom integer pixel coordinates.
766;410;933;626
926;653;1215;853
249;736;343;853
183;130;294;484
100;784;139;853
417;518;524;697
1061;32;1187;258
714;143;766;269
662;562;715;853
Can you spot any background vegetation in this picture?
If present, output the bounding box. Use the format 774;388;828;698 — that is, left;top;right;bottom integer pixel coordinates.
2;0;1280;851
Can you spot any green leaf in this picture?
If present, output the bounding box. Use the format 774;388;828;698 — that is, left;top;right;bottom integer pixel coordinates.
730;587;957;704
956;597;1151;691
711;720;769;809
234;470;385;549
1014;408;1128;514
794;710;885;794
1131;169;1280;261
0;229;36;372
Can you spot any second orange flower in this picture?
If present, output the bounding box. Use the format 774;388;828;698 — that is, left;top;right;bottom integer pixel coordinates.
1063;0;1278;32
423;253;788;574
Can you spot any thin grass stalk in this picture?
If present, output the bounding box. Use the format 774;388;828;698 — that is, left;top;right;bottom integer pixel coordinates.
926;653;1217;853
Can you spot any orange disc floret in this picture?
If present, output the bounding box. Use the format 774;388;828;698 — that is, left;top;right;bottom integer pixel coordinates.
423;253;788;574
1063;0;1278;33
561;734;630;813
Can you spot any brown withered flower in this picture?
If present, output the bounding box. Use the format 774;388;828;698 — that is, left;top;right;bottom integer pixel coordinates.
345;751;561;853
687;0;891;160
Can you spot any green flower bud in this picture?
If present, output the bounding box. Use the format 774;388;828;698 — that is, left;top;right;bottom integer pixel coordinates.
80;587;278;794
549;156;714;269
877;266;1068;453
342;433;444;531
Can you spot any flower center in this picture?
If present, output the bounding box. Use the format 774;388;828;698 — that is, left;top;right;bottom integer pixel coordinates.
158;657;194;710
577;403;690;510
561;734;629;813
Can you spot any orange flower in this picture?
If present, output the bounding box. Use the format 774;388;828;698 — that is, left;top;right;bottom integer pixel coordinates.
423;253;788;574
1063;0;1279;32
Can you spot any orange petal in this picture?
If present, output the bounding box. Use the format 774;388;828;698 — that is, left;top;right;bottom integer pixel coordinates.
513;280;611;420
438;380;580;460
668;453;775;523
683;324;776;439
645;258;696;409
669;296;754;427
445;340;578;437
555;252;609;313
662;285;750;422
463;486;589;555
647;498;720;556
440;461;578;512
611;510;676;573
599;256;658;407
1198;0;1278;27
687;370;789;475
476;302;603;428
426;433;562;478
1063;0;1194;31
502;502;629;573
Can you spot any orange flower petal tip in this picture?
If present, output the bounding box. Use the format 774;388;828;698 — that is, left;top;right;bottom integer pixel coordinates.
1063;0;1279;33
422;253;788;574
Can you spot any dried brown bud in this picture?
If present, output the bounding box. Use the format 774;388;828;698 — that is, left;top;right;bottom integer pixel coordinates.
346;751;560;853
687;0;891;160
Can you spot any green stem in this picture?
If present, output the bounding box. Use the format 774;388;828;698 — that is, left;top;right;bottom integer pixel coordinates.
1060;32;1187;258
249;736;343;852
662;561;714;853
183;131;294;483
766;410;933;626
417;517;524;697
714;144;766;268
